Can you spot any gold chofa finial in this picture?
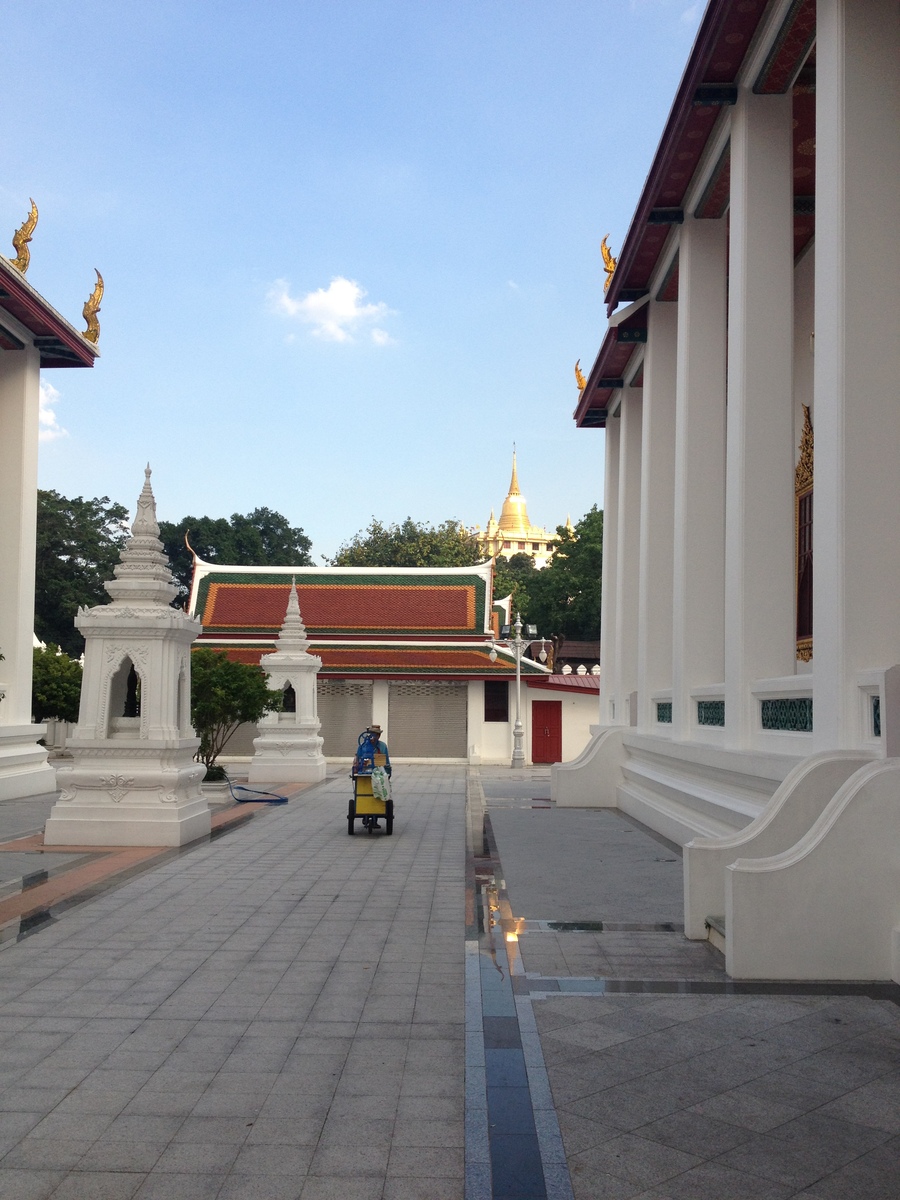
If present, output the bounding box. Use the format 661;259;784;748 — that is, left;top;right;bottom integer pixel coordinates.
575;359;587;391
82;269;103;344
9;198;38;274
601;235;617;293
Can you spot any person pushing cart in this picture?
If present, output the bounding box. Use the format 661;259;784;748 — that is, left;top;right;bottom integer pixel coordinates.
348;724;394;835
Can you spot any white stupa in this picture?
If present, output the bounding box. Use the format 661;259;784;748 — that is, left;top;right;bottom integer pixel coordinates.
248;579;326;785
44;467;210;847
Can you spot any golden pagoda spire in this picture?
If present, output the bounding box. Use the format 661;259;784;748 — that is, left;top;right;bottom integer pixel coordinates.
509;446;520;496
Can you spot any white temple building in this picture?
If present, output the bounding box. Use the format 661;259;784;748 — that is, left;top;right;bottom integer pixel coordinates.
556;0;900;980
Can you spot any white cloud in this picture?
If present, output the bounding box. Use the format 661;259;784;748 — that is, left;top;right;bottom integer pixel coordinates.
268;276;395;344
38;380;67;442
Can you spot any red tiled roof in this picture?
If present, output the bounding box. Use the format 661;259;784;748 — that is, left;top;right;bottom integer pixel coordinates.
527;674;600;692
201;582;476;633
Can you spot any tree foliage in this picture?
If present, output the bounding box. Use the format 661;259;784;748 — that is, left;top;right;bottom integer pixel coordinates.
159;508;314;601
190;648;281;771
492;552;538;626
331;517;483;567
32;644;83;724
35;491;130;655
523;507;603;641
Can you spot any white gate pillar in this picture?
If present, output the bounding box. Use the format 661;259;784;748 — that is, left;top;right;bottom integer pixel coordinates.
724;88;795;749
637;302;677;729
613;388;643;724
0;344;55;798
598;416;620;724
672;217;727;740
813;0;900;750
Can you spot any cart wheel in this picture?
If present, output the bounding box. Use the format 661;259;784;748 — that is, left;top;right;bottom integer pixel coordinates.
385;801;394;836
347;800;356;835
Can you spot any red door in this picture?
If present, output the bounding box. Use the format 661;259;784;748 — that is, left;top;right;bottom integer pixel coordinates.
532;700;562;763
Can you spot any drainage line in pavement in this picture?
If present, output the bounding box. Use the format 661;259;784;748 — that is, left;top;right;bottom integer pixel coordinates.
516;975;900;1004
465;772;574;1200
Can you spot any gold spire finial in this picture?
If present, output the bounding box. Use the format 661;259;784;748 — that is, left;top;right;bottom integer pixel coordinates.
601;235;617;293
81;269;103;344
575;359;587;391
9;198;38;274
509;447;520;496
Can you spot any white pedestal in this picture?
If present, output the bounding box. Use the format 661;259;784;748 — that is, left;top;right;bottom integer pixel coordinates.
45;738;209;846
0;725;56;800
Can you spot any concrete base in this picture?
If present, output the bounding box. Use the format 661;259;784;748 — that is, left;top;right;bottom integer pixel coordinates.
44;738;210;847
0;724;56;801
247;757;326;785
42;799;211;847
249;720;326;785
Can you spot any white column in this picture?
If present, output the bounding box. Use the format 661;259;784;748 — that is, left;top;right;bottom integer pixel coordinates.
614;388;643;722
598;419;620;724
0;345;55;799
637;303;677;728
372;679;390;737
813;0;900;750
724;88;795;749
672;218;727;739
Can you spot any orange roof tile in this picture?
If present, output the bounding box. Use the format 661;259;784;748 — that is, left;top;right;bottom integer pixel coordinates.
201;582;476;633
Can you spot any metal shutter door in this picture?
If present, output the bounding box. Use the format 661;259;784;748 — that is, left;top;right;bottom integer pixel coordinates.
388;682;467;758
316;681;373;756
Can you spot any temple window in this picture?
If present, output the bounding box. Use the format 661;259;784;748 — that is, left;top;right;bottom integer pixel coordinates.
484;680;509;722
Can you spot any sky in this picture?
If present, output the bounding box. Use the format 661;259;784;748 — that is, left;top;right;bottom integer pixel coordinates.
5;0;704;562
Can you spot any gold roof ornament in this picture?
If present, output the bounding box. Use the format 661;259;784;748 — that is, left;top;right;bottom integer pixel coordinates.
601;234;617;294
795;404;814;493
575;359;587;392
81;269;103;344
9;198;38;274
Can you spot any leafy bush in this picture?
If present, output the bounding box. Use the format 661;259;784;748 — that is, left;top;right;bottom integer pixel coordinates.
33;644;83;724
190;648;281;770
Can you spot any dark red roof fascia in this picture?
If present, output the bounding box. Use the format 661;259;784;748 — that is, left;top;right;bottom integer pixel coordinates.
575;303;648;428
606;0;750;315
0;259;97;368
527;675;601;692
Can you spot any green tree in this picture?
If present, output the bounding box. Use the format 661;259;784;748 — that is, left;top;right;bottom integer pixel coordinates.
524;507;603;641
159;508;314;601
332;517;482;567
35;490;129;655
190;648;281;774
32;644;83;724
492;552;539;626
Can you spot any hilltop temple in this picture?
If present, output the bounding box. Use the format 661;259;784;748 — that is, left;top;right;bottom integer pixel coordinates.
475;452;571;568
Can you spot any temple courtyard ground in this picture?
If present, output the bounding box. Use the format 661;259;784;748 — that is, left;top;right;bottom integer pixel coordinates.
0;766;898;1199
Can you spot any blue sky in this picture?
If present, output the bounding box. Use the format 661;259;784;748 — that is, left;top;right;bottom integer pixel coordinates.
5;0;702;561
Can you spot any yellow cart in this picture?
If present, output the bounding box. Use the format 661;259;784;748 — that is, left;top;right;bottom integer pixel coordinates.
348;769;394;836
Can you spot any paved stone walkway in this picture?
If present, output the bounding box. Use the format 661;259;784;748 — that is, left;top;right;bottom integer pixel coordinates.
0;766;465;1200
480;769;900;1200
3;764;900;1200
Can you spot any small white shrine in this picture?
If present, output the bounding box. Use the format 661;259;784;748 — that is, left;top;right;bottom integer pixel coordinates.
248;580;326;784
44;468;210;847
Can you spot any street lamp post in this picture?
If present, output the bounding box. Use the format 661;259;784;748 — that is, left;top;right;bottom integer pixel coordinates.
510;613;527;767
489;613;540;768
